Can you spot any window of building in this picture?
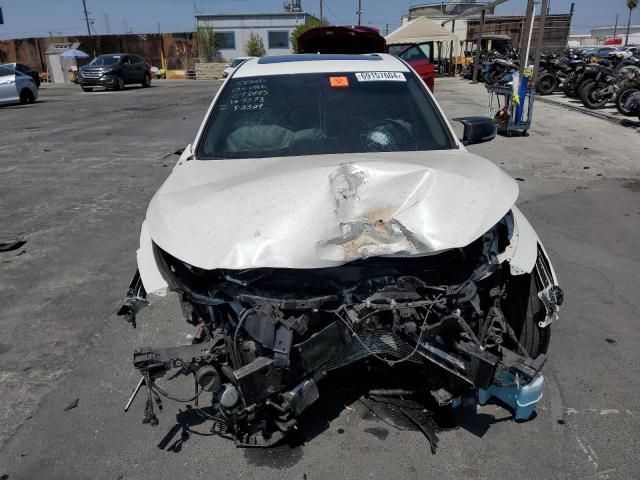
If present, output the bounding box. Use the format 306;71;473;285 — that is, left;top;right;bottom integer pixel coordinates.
215;31;236;49
268;31;289;49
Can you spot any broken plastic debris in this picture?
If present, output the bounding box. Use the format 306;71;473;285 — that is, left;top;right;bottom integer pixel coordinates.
0;237;26;252
64;398;79;411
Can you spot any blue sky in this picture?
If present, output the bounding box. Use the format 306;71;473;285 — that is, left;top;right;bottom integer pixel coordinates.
0;0;639;40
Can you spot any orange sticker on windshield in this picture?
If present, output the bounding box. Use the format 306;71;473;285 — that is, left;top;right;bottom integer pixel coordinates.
329;76;349;87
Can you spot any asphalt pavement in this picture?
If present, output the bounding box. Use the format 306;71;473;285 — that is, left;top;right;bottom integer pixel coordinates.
1;78;639;480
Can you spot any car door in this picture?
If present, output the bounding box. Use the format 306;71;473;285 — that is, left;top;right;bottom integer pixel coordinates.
131;55;145;82
119;55;132;84
0;65;19;104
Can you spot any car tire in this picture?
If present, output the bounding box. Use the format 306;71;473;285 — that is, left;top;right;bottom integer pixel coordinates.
113;76;125;91
503;272;550;359
19;89;35;105
142;74;151;88
81;86;93;92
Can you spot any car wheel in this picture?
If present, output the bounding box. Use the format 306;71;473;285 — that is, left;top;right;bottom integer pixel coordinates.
142;74;151;88
19;88;35;105
504;272;550;359
113;76;125;90
81;86;93;92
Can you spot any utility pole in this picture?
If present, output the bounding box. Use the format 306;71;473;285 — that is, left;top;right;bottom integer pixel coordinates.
104;13;110;34
449;19;455;76
567;2;575;47
471;8;485;83
519;0;536;77
357;0;362;26
533;0;549;86
385;23;389;35
319;0;323;23
625;4;634;45
81;0;92;36
613;13;619;39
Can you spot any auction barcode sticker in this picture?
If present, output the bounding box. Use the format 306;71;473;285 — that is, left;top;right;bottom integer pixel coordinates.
355;72;406;82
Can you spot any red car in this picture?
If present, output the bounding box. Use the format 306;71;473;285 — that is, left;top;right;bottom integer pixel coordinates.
387;43;435;91
297;26;435;91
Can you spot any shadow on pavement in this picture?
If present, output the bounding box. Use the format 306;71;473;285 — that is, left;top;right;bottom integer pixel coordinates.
153;362;517;466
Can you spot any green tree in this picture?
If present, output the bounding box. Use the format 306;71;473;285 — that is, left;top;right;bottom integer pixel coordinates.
626;0;638;45
197;25;216;62
245;31;266;57
290;17;326;53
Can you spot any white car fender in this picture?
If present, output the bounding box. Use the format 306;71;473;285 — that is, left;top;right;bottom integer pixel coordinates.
506;206;558;284
137;221;169;296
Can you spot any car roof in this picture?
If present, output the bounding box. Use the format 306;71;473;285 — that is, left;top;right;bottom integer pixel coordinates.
234;53;408;78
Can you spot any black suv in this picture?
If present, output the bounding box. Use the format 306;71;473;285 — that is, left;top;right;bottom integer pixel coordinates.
78;53;150;91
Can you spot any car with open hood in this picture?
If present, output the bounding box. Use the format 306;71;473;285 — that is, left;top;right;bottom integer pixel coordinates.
119;53;563;448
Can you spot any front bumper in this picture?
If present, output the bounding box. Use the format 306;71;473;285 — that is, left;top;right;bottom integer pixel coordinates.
78;74;117;87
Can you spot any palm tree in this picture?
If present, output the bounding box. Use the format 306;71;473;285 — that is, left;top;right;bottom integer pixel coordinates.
626;0;638;45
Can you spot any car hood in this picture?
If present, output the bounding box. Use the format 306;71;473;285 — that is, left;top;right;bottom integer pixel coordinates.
145;150;519;270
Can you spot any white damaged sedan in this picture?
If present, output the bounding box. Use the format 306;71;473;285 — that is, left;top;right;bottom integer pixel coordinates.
120;54;563;447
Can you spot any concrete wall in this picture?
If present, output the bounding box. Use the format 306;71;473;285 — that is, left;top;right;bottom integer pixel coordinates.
195;62;227;80
195;12;312;60
0;32;196;74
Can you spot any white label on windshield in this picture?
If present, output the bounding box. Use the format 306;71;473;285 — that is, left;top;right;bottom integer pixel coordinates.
355;72;405;82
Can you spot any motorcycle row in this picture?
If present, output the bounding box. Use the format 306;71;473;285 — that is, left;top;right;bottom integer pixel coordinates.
462;48;640;121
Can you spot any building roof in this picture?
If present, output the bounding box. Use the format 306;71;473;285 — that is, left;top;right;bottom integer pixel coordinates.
234;53;408;78
44;42;80;55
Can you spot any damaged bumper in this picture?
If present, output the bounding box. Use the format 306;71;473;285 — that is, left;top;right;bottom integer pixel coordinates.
119;212;562;447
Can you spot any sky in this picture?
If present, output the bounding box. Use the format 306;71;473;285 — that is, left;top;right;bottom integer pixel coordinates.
0;0;639;40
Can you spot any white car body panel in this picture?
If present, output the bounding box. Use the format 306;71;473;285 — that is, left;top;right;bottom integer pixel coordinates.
138;53;549;294
235;54;409;78
136;221;169;296
144;150;519;271
223;56;255;78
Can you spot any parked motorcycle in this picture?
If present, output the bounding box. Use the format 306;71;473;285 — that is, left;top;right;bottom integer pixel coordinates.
622;90;640;119
615;66;640;115
580;62;640;110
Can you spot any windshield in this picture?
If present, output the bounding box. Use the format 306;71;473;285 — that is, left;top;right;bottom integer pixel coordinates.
89;55;121;67
197;71;454;159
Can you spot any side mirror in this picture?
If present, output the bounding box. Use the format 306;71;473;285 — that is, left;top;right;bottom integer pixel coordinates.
453;116;497;145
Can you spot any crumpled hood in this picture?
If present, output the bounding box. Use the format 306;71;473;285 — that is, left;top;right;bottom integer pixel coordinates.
145;150;519;270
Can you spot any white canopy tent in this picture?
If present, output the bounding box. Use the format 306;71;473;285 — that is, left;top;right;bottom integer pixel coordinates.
386;16;461;73
386;16;458;46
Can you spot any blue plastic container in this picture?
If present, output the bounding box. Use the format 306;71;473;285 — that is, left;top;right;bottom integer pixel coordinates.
478;371;544;421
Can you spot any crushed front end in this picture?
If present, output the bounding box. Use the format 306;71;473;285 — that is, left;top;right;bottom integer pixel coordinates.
119;210;563;447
